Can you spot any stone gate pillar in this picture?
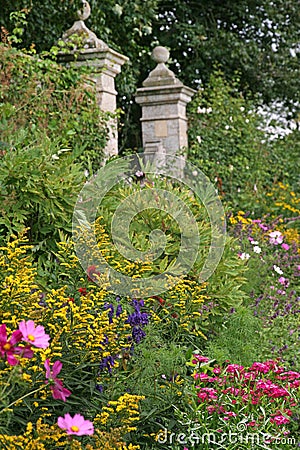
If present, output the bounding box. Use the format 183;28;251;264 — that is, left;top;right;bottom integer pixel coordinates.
57;0;128;157
135;46;195;158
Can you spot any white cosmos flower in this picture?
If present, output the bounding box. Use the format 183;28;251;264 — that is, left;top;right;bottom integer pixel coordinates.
273;265;283;275
239;252;250;260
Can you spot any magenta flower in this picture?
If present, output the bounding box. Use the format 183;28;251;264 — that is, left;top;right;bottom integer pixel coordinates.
270;415;290;425
44;359;71;402
281;243;290;251
192;354;210;364
226;364;244;374
0;324;33;365
194;373;210;381
19;320;50;349
57;413;94;436
278;371;300;381
278;276;289;287
249;362;271;374
253;245;262;254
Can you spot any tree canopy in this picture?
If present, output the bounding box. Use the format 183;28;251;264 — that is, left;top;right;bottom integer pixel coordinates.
1;0;299;147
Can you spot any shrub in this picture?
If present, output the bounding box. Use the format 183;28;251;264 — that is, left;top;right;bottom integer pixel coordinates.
205;306;263;367
0;43;111;263
0;133;84;264
0;44;109;170
84;175;248;337
187;71;271;213
187;71;300;215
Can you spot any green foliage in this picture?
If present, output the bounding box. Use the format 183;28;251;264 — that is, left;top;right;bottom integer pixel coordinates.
94;175;248;333
0;44;109;170
0;44;111;264
229;212;300;370
259;314;300;371
0;132;84;261
188;71;272;212
156;0;300;108
205;306;263;366
269;129;300;193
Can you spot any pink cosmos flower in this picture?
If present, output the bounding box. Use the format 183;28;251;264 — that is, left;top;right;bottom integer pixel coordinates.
44;359;71;402
281;243;290;251
19;320;50;349
278;276;289;286
0;324;33;365
269;231;283;245
57;413;94;436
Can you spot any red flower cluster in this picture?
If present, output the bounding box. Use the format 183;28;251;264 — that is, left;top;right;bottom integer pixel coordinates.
192;356;300;428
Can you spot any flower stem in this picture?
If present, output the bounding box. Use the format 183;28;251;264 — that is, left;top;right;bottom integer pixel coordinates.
0;385;44;414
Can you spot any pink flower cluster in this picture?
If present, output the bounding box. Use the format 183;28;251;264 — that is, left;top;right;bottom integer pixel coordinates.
192;357;300;429
0;320;50;366
0;320;72;402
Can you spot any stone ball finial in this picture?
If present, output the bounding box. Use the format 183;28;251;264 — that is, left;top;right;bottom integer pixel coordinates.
151;46;170;64
77;0;91;21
